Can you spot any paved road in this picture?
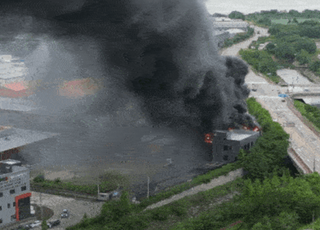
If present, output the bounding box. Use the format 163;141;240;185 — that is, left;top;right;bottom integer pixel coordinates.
30;191;104;230
221;25;320;174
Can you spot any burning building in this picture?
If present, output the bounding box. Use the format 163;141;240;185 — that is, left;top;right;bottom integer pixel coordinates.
0;0;263;194
211;128;261;163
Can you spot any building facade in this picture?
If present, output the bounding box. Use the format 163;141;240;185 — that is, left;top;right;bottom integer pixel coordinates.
0;159;31;227
212;129;260;163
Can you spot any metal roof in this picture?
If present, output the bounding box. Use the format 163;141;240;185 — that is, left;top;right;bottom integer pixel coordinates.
0;159;21;165
0;126;59;152
214;129;259;141
227;132;253;141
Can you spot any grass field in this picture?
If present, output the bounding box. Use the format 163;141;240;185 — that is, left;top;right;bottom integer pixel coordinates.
271;18;320;25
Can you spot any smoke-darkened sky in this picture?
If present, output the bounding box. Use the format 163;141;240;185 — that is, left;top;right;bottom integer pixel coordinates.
0;1;262;190
0;0;255;133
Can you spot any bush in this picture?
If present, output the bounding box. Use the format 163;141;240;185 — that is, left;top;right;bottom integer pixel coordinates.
265;42;276;53
42;219;49;230
258;17;271;26
33;175;45;183
150;207;171;221
310;61;320;72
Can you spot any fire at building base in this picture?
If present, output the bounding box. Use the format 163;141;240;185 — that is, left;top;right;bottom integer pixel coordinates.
205;125;261;163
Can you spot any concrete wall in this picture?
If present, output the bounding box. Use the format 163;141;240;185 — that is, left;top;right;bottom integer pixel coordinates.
0;168;30;227
212;132;260;163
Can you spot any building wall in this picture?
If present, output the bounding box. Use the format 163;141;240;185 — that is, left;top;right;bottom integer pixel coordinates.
212;132;260;163
0;168;30;227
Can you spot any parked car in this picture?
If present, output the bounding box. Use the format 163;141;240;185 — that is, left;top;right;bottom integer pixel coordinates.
30;220;41;228
23;224;32;230
47;219;61;228
61;209;69;218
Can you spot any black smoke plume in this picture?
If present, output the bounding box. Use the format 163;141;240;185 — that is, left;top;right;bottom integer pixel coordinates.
0;0;256;134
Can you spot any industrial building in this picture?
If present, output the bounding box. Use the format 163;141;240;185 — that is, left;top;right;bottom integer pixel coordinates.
212;129;261;163
0;159;31;227
0;126;58;161
0;126;58;227
212;18;249;32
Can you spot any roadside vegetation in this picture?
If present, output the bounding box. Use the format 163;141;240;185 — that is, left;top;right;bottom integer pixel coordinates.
31;170;130;196
294;99;320;132
64;97;320;230
223;27;254;48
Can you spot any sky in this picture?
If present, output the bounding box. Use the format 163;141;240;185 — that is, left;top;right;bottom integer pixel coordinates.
204;0;319;15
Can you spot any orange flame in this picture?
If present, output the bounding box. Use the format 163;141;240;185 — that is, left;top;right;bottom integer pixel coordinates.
252;126;260;132
242;125;249;130
204;133;214;144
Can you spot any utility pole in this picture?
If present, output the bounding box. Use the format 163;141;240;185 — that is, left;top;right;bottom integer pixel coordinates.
147;176;150;199
40;192;43;220
97;184;100;200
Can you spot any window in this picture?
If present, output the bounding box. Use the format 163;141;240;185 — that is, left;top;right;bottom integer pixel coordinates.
21;186;27;191
0;206;2;211
229;146;233;150
0;192;2;197
0;219;2;223
223;145;229;151
10;189;15;194
223;155;229;161
251;142;253;147
7;203;10;208
13;202;15;207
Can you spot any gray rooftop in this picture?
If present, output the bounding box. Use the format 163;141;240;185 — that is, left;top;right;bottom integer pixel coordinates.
0;159;21;165
0;126;59;152
214;129;259;141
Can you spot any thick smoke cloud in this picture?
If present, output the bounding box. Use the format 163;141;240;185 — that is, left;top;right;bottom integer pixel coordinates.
0;0;256;135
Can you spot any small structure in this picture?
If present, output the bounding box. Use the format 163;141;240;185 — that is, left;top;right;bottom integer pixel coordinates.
212;129;260;163
0;159;31;227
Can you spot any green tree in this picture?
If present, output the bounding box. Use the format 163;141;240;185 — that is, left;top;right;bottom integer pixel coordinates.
265;42;276;54
294;37;317;54
310;61;320;72
296;49;311;65
100;191;133;223
271;211;300;229
258;17;271;26
293;18;299;23
274;43;295;60
289;10;300;17
228;11;245;20
252;216;272;230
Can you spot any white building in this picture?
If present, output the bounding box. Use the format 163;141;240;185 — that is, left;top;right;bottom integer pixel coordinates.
0;159;31;227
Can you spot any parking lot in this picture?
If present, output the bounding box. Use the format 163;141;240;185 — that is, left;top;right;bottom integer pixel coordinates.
30;191;104;229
